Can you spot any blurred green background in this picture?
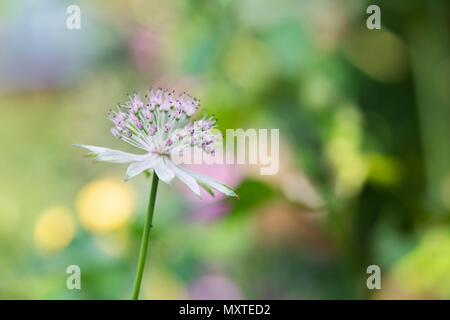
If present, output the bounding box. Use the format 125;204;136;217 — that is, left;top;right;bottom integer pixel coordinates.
0;0;449;299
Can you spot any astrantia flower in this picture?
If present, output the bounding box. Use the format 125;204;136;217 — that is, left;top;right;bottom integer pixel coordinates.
75;87;238;300
74;88;237;198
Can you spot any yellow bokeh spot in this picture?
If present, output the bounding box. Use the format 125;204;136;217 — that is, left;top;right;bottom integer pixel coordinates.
326;106;368;197
76;178;134;233
367;153;402;186
344;28;408;82
34;206;76;253
393;227;450;298
141;266;187;300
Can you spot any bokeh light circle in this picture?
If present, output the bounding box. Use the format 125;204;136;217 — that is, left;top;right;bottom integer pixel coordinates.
34;206;76;253
76;178;135;233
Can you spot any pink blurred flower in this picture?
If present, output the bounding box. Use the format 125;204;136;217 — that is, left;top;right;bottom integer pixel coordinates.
129;27;161;76
189;272;243;300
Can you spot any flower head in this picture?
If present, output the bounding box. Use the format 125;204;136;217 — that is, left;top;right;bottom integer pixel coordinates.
74;88;237;198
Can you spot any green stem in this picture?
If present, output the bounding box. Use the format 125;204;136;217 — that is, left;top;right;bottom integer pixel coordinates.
132;173;159;300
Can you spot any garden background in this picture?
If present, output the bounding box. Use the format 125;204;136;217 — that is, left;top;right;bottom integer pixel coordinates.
0;0;449;299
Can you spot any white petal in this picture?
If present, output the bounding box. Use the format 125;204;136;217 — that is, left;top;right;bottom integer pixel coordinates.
74;144;147;163
197;181;215;197
165;160;201;197
180;167;238;197
154;157;175;184
125;155;157;181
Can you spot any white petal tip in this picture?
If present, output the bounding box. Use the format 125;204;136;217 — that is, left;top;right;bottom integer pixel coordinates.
194;191;202;199
225;189;238;198
73;144;88;149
